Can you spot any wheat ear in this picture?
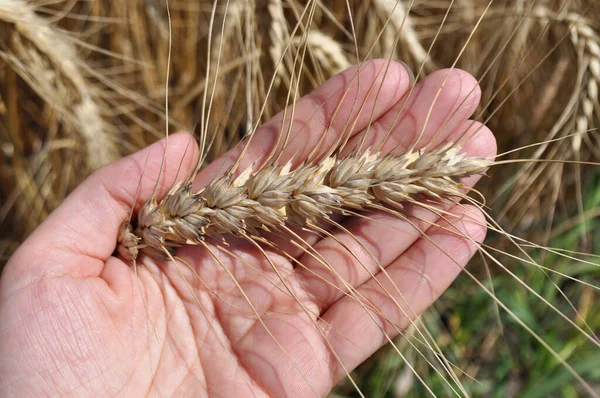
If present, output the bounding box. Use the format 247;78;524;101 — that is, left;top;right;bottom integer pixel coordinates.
531;6;599;152
0;0;118;170
118;143;490;261
569;15;600;152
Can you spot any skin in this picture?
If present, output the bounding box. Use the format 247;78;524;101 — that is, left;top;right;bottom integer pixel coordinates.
0;60;496;397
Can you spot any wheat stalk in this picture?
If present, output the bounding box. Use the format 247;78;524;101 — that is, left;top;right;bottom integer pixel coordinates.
118;143;490;261
0;0;118;170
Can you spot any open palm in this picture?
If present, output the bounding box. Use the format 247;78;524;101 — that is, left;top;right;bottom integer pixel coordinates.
1;61;496;397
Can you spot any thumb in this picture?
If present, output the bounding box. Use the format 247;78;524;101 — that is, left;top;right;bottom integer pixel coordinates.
4;132;199;288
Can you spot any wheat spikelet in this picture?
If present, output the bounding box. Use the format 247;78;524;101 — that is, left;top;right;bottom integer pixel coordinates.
0;0;118;170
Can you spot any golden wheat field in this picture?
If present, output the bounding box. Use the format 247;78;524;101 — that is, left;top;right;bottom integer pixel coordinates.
0;0;599;397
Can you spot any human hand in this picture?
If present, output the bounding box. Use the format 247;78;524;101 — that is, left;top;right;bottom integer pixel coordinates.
1;60;496;397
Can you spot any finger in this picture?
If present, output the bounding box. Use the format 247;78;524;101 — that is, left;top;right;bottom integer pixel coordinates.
294;121;495;310
193;59;413;189
344;68;482;156
4;133;200;288
318;204;487;383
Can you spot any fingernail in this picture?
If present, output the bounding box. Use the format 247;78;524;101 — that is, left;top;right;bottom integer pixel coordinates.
398;60;415;86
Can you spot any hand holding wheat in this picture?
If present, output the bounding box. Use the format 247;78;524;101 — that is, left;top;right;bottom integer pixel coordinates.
0;61;496;397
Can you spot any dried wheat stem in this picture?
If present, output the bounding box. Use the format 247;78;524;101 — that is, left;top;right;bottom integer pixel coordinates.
0;0;117;169
118;143;490;261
